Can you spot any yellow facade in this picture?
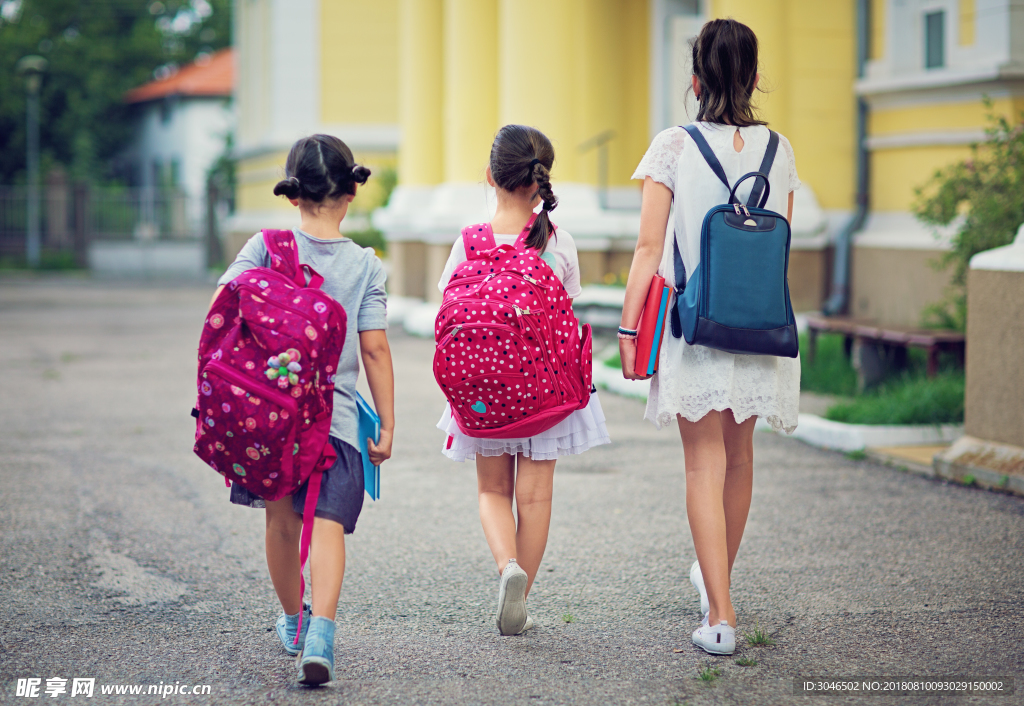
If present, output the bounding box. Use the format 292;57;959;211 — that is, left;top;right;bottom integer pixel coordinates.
320;0;399;125
444;0;499;182
398;0;444;186
709;0;857;211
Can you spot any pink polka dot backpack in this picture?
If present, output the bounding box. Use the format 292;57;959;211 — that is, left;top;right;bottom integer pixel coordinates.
434;215;594;439
193;229;346;637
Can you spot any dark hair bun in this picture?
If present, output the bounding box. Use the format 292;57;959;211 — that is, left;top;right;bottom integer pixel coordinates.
274;135;371;203
273;176;301;199
351;164;371;184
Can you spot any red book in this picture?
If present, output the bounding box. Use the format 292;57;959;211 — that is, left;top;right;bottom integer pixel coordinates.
634;275;671;377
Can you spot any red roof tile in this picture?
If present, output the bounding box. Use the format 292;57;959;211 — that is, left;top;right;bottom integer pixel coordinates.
124;48;233;103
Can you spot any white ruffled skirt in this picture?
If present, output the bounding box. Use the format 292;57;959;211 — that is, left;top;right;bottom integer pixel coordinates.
437;393;611;462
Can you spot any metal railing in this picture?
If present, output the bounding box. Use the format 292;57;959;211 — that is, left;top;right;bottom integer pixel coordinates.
0;185;204;264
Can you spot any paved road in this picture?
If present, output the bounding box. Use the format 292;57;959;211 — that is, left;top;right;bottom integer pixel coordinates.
2;279;1022;706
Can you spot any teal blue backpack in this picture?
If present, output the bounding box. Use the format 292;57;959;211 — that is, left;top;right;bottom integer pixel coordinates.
669;125;799;358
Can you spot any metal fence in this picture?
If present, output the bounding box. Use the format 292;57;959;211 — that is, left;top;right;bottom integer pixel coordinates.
0;185;204;265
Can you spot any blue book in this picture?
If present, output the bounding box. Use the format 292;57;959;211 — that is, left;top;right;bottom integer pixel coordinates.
355;392;381;501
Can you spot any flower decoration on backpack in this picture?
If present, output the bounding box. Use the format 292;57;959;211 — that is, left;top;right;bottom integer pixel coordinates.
265;348;304;389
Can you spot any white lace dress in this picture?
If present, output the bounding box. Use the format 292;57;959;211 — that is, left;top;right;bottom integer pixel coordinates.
632;122;802;433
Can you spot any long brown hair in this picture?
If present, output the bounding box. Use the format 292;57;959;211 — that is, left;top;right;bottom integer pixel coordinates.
488;124;558;251
691;19;766;127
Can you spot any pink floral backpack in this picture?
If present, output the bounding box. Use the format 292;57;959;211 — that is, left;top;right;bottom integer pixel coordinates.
434;215;593;439
193;229;346;641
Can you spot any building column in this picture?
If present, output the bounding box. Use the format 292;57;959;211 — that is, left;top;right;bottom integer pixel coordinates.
390;0;444;297
498;0;579;181
443;0;499;182
399;0;444;186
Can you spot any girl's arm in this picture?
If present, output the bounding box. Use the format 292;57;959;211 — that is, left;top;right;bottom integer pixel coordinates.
359;330;395;465
209;285;225;309
619;177;673;380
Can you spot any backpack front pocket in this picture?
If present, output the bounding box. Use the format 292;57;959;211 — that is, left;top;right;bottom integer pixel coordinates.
448;373;544;431
195;361;299;497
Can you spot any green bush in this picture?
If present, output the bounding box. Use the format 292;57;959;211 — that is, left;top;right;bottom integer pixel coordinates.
913;105;1024;331
347;229;387;254
825;371;964;425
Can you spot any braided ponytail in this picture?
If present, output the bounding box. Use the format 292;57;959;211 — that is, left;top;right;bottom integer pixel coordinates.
489;124;558;252
525;160;558;250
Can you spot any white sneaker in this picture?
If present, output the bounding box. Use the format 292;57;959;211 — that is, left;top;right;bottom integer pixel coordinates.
692;620;735;655
496;559;528;636
516;615;534;634
690;560;709;616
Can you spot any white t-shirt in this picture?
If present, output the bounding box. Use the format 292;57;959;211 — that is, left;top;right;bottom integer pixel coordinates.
437;228;582;298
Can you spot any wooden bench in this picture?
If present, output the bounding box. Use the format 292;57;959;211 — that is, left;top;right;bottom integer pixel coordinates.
805;315;965;387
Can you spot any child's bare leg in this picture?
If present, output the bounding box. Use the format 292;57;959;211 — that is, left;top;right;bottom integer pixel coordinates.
309;516;346;620
678;411;735;628
265;498;303;615
721;410;756;574
476;454;517;574
513;453;555;596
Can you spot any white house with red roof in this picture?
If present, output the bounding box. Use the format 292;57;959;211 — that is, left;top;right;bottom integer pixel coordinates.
122;48;234;230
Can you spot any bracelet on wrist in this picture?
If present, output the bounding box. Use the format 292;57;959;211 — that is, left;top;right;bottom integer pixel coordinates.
617;326;638;336
617;331;638;340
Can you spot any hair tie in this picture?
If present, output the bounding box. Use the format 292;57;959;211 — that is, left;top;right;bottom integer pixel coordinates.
287;176;300;186
529;158;540;169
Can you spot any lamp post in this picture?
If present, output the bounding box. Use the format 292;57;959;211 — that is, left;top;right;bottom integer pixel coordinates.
16;55;48;268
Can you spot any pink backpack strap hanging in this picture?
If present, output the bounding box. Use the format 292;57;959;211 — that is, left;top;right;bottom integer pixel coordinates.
462;223;497;260
262;229;325;289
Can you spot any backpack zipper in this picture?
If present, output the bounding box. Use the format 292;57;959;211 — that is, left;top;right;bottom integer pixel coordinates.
204;360;299;416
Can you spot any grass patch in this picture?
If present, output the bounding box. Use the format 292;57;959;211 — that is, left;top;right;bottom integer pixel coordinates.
800;333;858;396
561;613;576;624
961;474;976;486
734;657;757;667
697;665;722;682
824;370;964;425
844;449;868;461
604;351;621;369
744;624;776;647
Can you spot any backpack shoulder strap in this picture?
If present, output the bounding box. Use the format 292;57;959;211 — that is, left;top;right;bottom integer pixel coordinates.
746;129;779;208
462;223;497;260
669;235;687;338
682;124;731;196
262;229;301;284
262;229;325;289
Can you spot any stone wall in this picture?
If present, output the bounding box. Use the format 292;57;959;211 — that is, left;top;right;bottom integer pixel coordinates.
965;231;1024;447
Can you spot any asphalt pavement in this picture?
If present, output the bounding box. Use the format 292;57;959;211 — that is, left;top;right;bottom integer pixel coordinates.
1;278;1022;706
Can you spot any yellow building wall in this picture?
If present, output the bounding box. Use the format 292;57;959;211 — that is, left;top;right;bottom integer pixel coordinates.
398;0;444;185
959;0;976;46
868;97;1024;211
444;0;499;182
320;0;399;124
237;151;291;214
497;0;647;186
709;0;856;210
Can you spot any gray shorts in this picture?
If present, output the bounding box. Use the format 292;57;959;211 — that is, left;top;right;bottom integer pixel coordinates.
229;436;365;533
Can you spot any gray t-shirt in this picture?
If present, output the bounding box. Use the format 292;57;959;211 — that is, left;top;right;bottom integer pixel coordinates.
218;230;388;449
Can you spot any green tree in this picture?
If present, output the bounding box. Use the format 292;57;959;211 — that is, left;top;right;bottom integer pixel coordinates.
0;0;230;184
914;105;1024;330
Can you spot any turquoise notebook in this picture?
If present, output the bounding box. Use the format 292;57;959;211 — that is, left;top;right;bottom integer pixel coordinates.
355;392;381;500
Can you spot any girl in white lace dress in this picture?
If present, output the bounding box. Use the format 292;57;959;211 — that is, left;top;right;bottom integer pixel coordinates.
619;19;800;656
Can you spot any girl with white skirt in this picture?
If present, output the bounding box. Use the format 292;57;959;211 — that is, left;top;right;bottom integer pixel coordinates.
619;19;801;656
437;124;610;636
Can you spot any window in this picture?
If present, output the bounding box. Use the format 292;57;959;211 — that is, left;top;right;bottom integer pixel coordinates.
925;10;945;69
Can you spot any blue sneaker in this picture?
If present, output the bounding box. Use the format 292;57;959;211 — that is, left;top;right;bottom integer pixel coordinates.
275;603;311;656
297;616;335;686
